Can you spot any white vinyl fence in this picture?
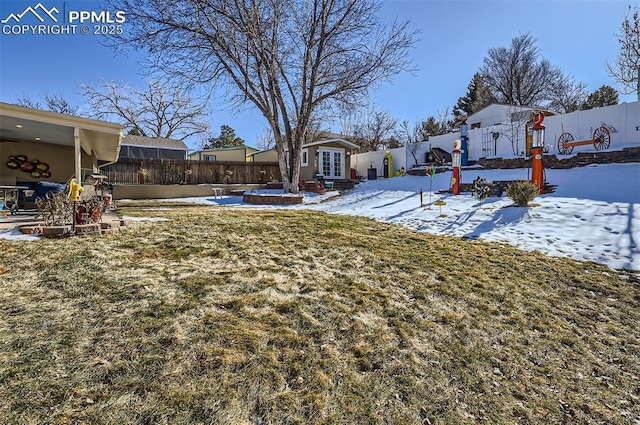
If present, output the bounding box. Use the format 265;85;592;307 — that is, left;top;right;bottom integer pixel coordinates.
352;102;640;175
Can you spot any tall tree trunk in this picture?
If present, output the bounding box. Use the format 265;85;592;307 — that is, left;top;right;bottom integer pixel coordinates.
275;133;302;194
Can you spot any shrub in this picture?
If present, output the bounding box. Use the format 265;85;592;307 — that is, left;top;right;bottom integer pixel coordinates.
506;180;538;206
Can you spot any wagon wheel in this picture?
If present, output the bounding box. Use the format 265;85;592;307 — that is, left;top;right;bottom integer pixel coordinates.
592;126;610;151
557;132;574;155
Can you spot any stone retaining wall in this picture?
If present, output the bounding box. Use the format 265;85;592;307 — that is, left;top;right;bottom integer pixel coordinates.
476;147;640;169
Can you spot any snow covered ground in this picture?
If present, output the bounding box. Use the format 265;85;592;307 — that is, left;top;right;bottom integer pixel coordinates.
2;163;638;271
301;163;640;271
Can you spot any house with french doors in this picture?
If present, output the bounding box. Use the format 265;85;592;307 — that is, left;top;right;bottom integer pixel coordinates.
252;136;358;181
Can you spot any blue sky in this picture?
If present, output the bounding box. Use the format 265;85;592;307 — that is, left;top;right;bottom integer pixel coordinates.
1;0;637;150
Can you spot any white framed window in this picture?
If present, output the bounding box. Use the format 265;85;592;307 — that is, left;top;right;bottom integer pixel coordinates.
204;155;216;161
301;148;309;167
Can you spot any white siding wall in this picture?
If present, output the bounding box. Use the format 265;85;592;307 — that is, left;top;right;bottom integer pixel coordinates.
352;102;640;172
543;102;640;155
350;146;407;178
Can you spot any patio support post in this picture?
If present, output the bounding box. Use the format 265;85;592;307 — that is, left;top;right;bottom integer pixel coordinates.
74;127;82;182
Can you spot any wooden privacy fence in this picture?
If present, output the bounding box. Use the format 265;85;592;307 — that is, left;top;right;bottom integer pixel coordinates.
101;158;282;185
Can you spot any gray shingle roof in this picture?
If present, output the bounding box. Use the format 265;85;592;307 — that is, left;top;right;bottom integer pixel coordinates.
122;134;189;150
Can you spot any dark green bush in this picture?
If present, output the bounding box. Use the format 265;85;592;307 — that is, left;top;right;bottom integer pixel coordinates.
506;180;538;206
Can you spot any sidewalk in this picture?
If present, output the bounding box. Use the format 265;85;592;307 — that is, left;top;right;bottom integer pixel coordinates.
0;210;40;230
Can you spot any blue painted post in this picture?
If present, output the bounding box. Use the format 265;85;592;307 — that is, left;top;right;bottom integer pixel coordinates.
460;120;469;166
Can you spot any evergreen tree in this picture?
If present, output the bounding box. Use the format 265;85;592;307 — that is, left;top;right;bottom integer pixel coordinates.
454;73;496;117
422;116;447;138
127;127;144;136
387;136;401;149
581;85;619;110
206;125;246;149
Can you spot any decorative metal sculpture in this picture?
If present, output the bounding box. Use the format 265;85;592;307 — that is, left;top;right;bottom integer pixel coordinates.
36;191;74;226
35;183;107;227
557;125;611;155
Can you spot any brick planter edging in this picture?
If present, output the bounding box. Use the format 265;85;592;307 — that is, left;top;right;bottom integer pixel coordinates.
243;193;303;205
18;219;131;238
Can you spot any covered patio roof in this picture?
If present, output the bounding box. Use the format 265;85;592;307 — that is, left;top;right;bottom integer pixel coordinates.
0;102;123;179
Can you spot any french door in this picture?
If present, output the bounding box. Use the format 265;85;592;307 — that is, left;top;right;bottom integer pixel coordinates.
319;148;344;179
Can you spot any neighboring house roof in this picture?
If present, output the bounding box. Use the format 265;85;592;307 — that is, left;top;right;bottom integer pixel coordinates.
314;131;348;139
197;146;257;152
248;137;359;154
249;148;276;156
468;102;533;114
122;134;188;151
190;146;258;155
467;104;555;127
303;137;359;150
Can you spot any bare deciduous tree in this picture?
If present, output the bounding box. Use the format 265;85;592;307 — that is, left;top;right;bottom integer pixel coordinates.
350;109;398;151
435;106;454;134
16;93;79;115
481;33;583;109
606;5;640;100
104;0;416;193
397;120;428;166
255;127;276;151
548;76;587;113
497;106;532;156
80;78;210;141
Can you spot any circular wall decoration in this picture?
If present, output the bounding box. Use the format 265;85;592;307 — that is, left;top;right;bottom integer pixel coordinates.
20;162;35;172
6;155;52;179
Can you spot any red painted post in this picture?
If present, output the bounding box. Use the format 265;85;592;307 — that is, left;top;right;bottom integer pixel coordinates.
531;112;546;192
451;140;462;195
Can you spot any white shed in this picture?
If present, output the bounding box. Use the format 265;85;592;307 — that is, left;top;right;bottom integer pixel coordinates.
466;104;535;130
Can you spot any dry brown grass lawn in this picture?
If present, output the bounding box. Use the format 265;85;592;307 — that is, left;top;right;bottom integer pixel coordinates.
0;203;638;424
